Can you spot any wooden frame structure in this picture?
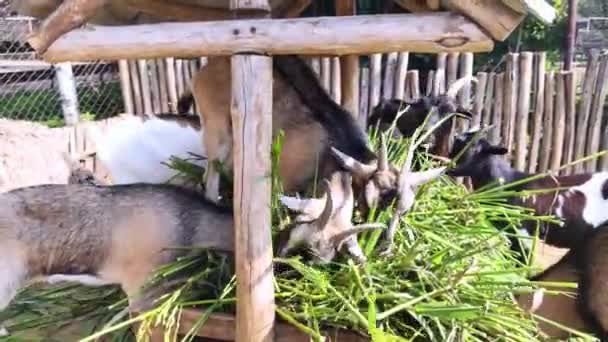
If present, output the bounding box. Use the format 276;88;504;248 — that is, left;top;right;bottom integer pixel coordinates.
16;0;556;341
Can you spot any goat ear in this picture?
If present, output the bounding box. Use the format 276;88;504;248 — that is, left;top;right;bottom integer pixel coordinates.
315;180;334;231
409;167;446;187
330;147;377;178
364;181;381;210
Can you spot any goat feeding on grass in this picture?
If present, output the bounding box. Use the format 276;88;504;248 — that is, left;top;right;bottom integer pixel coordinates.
447;127;608;253
367;77;475;158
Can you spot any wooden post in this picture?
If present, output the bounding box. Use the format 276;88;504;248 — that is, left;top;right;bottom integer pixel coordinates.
426;70;435;97
539;71;555;172
528;52;546;173
229;1;274;341
574;50;600;173
458;52;474;108
564;0;577;71
336;0;359;118
551;72;566;173
321;57;331;93
128;59;143;115
472;72;487;127
491;73;504;145
310;58;321;78
157;58;170;113
175;58;185;103
586;55;608;172
149;60;161;113
369;53;382;113
55;62;80;125
408;69;420;101
514;52;533;171
137;59;153;114
446;52;460;90
166;57;178;113
436;52;447;94
563;71;577;173
482;72;495;127
331;56;342;103
394;52;409;99
359;66;370;128
503;53;519;154
118;59;134;114
382;52;399;100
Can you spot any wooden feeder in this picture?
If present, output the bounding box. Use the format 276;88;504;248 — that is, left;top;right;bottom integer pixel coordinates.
18;0;556;341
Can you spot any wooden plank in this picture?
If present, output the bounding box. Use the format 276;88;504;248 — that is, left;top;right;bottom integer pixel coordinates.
118;59;134;114
39;13;496;62
55;62;80;126
490;73;504;145
482;72;495;127
446;52;460;91
166;57;178;113
321;57;331;93
472;72;487;127
137;59;153;114
148;59;161;113
382;52;399;100
458;52;474;108
539;71;555;172
331;56;342;103
514;52;533;171
369;53;382;113
527;52;546;173
436;52;447;94
394;52;409;99
445;0;527;41
408;69;420;100
426;70;435;97
175;58;185;104
230;53;275;342
359;66;370;129
157;58;170;113
586;55;608;172
574;50;600;173
551;72;566;173
188;60;199;114
128;59;144;115
563;71;577;173
503;53;519;153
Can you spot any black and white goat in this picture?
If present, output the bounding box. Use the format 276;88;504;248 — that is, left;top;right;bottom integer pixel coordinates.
447;127;608;252
367;77;475;158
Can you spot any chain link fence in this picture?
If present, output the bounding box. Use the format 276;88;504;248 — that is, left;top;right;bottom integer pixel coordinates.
0;16;124;125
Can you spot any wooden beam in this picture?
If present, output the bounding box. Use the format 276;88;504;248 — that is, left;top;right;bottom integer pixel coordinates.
502;0;557;24
394;0;434;12
444;0;526;41
230;2;274;342
38;12;494;62
124;0;269;21
273;0;311;18
336;0;359;118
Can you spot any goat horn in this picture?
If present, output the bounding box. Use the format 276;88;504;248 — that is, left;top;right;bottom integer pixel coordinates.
280;195;324;215
316;179;334;230
378;135;389;172
409;167;447;187
330;147;377;177
333;223;386;245
446;76;478;99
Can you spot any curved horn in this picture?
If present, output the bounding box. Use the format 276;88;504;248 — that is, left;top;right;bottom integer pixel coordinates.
333;223;386;246
316;179;334;230
446;76;478;99
378;135;389;171
330;147;377;177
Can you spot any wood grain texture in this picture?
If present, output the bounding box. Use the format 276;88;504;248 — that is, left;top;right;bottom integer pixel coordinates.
514;52;533;171
574;50;600;173
165;57;178;113
472;72;487;127
586;55;608;172
482;72;495;127
369;53;382;113
137;59;153;114
551;72;566;173
394;52;409;99
503;53;518;153
39;13;495;62
491;73;504;144
382;52;399;100
359;66;370;128
563;71;577;173
539;71;555;172
331;56;342;103
444;0;526;41
118;60;134;114
527;52;545;173
231;54;275;342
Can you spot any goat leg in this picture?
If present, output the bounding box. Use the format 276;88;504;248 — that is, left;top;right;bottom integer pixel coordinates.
342;238;367;264
379;214;401;256
28;0;108;55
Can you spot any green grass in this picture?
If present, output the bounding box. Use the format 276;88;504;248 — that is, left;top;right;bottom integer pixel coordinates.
0;129;599;342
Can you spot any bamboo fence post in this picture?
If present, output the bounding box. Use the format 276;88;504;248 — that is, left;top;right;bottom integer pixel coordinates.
166;57;178;113
446;52;460;90
128;59;143;115
331;56;342;103
149;59;161;113
382;52;399;100
601;121;608;170
514;52;533;171
458;52;474;107
527;52;546;173
175;58;185;102
539;71;555;172
436;52;447;94
408;70;420;101
503;53;519;154
551;72;566;173
564;71;577;173
157;58;169;113
229;1;274;340
359;66;370;129
55;62;80;125
472;72;487;127
137;59;153;114
586;55;608;172
394;52;409;99
310;57;321;78
369;53;382;113
491;73;504;144
341;55;359;117
118;59;134;114
482;72;495;127
426;70;435;97
574;50;600;173
321;57;331;92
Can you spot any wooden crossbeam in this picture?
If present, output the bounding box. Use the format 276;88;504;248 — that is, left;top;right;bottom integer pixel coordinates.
37;12;493;62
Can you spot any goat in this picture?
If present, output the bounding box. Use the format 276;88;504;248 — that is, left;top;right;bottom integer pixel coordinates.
446;127;608;253
87;113;206;185
367;77;475;158
278;171;386;264
177;55;377;203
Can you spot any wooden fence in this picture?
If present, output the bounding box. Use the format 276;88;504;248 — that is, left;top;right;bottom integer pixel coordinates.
117;51;608;174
